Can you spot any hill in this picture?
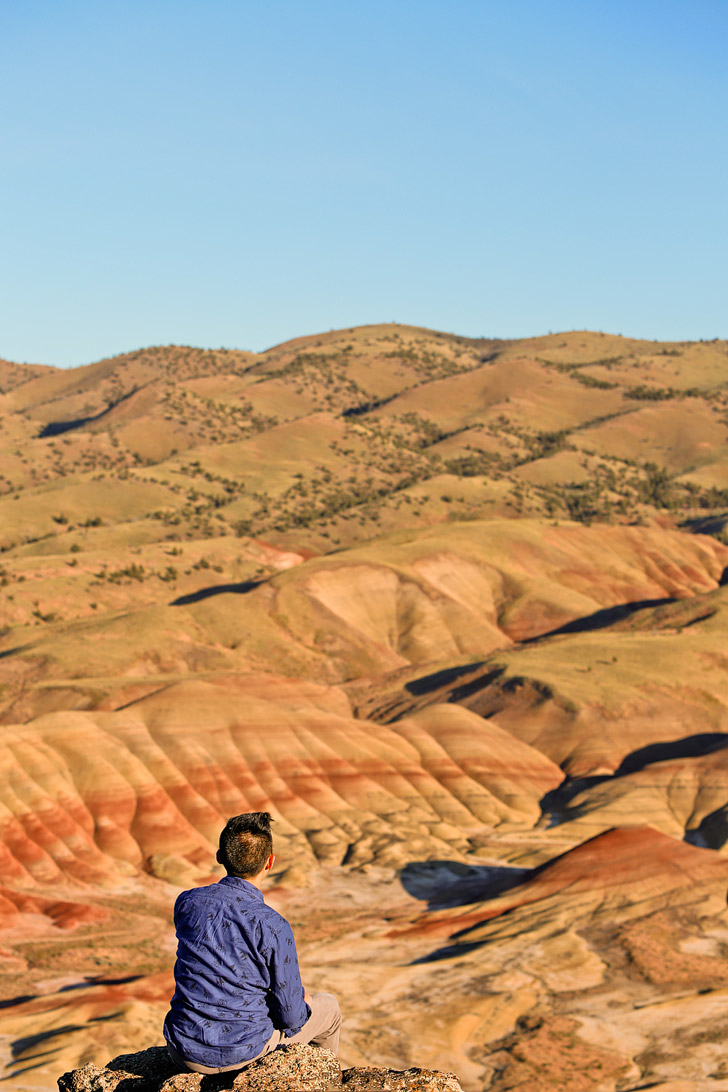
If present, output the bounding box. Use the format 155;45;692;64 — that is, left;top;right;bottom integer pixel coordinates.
2;327;728;555
3;326;728;1091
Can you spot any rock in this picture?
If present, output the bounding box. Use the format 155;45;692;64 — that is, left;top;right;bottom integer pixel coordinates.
158;1076;207;1092
57;1045;463;1092
57;1062;131;1092
58;1046;178;1091
231;1045;340;1091
342;1067;463;1091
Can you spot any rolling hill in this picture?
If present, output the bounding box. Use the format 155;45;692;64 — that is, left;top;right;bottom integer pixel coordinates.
3;325;728;1092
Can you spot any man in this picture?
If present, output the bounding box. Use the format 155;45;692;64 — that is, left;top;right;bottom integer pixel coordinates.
164;812;342;1074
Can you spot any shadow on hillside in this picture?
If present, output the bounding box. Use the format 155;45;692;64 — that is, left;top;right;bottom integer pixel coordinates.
6;1024;91;1079
540;732;728;829
0;645;25;660
404;665;508;706
404;662;488;696
58;973;144;993
171;580;262;606
399;859;529;911
0;974;144;1015
0;994;34;1010
529;596;675;640
402;859;534;964
39;414;103;437
411;939;486;964
10;1024;86;1061
682;516;728;554
342;393;396;416
38;388;141;438
614;732;728;775
539;773;614;827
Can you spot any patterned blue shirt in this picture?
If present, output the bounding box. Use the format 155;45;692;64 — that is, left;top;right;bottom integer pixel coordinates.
164;876;310;1068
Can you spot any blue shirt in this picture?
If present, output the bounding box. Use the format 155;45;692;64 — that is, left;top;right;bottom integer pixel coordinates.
164;876;311;1068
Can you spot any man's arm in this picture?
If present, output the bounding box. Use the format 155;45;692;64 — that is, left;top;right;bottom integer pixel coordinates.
265;918;311;1036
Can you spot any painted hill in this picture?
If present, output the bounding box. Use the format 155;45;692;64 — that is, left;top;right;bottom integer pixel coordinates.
3;326;728;1091
1;518;725;723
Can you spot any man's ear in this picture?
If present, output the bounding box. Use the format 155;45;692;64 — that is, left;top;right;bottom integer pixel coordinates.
216;849;223;865
265;853;275;871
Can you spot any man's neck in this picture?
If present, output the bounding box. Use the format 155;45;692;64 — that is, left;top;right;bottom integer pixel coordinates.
228;870;265;891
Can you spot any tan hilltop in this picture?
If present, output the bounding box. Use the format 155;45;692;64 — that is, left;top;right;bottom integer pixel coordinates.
2;326;728;1091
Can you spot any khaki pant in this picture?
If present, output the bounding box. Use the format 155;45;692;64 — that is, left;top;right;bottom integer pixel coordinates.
167;992;342;1075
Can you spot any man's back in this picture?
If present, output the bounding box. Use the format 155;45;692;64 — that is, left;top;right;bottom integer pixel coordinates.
164;875;309;1070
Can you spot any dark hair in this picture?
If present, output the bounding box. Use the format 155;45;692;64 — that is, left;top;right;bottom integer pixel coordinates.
218;812;274;878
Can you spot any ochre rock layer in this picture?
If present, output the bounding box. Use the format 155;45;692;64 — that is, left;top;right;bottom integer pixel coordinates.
0;680;562;893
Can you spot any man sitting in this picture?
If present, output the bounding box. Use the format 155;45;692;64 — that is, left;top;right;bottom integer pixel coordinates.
164;811;342;1074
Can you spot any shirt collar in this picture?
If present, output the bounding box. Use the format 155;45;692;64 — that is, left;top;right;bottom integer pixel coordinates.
218;875;264;901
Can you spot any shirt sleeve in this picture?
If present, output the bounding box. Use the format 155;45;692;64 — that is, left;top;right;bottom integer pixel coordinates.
265;916;311;1037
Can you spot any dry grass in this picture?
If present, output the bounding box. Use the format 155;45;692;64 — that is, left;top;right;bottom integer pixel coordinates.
4;325;728;1090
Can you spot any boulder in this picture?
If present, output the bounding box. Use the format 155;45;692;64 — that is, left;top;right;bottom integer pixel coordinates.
57;1044;462;1092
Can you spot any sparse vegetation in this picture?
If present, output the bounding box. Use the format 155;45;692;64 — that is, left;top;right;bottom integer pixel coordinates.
3;325;728;1092
0;325;727;618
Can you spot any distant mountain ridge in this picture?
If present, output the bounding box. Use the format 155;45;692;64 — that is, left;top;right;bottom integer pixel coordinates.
2;325;728;558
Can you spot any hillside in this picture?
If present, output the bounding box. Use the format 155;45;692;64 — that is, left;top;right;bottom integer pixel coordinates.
2;327;728;558
3;326;728;1092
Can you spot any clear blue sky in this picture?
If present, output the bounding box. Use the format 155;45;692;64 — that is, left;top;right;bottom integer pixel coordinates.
2;0;726;366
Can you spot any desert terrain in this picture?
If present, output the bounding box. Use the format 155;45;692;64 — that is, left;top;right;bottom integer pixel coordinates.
3;325;728;1091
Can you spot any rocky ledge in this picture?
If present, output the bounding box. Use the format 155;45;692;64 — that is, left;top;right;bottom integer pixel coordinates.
57;1044;463;1092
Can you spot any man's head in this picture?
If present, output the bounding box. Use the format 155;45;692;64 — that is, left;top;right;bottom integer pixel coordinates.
217;811;274;880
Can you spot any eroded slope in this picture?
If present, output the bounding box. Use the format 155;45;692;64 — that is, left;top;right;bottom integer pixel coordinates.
3;328;728;1092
